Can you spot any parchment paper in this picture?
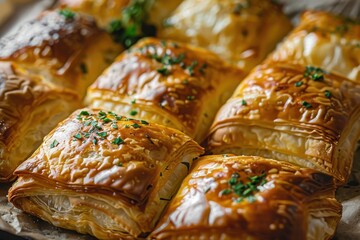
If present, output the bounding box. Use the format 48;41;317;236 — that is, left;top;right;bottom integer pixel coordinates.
0;0;359;239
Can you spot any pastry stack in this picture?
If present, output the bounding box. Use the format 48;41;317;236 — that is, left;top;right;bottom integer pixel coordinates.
0;0;359;239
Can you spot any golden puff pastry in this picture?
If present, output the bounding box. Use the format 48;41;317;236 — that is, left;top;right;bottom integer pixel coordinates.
158;0;292;73
266;11;360;82
86;38;244;143
58;0;131;28
8;108;204;239
204;62;360;184
0;9;121;98
58;0;183;30
151;155;342;240
0;62;80;182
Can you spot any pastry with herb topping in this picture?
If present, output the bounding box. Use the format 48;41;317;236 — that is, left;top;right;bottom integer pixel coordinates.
8;108;204;239
205;62;360;184
0;9;121;98
266;11;360;82
86;37;244;142
159;0;292;72
151;155;341;240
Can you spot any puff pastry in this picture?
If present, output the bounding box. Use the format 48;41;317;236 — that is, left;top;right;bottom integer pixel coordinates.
58;0;183;29
266;11;360;82
0;10;121;97
158;0;292;73
204;62;360;184
86;37;244;143
8;108;204;239
151;155;342;240
0;62;80;182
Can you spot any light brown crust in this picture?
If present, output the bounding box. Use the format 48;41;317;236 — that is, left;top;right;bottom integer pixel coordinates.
205;62;360;183
151;155;342;240
86;37;244;142
266;10;360;82
0;9;121;96
0;62;80;181
159;0;292;72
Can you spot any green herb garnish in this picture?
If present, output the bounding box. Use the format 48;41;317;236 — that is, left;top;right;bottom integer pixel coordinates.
241;99;247;106
73;133;82;140
157;67;171;76
295;81;303;87
140;120;149;125
132;123;141;129
97;132;107;138
304;66;326;81
112;137;124;145
50;140;59;148
302;101;312;109
186;95;195;101
129;110;138;116
59;9;75;20
80;63;88;74
324;90;332;98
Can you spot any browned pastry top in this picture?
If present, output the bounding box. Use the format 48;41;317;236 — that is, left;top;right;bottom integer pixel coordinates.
14;108;202;206
0;62;77;146
213;62;360;143
295;10;360;41
0;9;102;76
152;155;341;240
90;37;243;132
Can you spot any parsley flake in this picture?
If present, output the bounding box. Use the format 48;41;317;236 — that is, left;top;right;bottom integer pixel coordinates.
324;90;332;98
132;123;141;129
302;101;312;109
130;110;138;116
112;137;124;145
97;132;107;138
73;133;82;140
50;140;59;148
59;9;75;20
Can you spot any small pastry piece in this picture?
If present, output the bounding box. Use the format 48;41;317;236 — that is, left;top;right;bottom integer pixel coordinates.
9;108;204;239
159;0;292;72
151;155;342;240
266;11;360;82
86;38;244;143
0;9;121;98
204;62;360;184
0;62;80;182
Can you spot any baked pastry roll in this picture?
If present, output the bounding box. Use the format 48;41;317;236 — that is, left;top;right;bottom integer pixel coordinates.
0;62;80;182
86;37;244;143
158;0;292;73
152;155;342;240
204;62;360;184
8;108;204;239
0;9;121;97
266;11;360;82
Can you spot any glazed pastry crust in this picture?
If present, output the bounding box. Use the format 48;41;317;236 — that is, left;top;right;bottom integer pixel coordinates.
0;62;80;182
9;108;204;239
205;62;360;184
151;155;342;240
266;11;360;82
159;0;292;72
0;10;121;97
58;0;130;28
86;38;244;142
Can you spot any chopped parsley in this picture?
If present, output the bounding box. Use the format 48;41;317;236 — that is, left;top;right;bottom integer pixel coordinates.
73;133;82;140
107;0;157;48
302;101;312;109
216;172;267;203
112;123;118;129
112;137;124;145
131;99;136;104
59;9;75;20
241;99;247;106
140;120;149;125
102;118;111;123
186;61;198;76
304;66;326;81
50;140;59;148
186;95;195;101
129;110;138;116
324;90;332;98
295;81;303;87
93;137;98;145
157;67;171;76
132;123;141;129
80;63;88;74
97;132;107;138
